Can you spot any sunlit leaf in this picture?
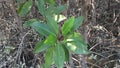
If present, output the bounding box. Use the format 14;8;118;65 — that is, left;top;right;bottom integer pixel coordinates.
62;16;74;36
44;0;55;4
66;39;89;54
66;32;89;54
45;47;54;68
44;34;57;45
54;14;66;22
17;0;32;16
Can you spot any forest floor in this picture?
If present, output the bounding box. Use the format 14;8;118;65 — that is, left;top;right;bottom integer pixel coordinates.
0;0;120;68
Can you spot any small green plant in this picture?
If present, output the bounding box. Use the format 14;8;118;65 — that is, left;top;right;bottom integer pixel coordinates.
17;0;89;68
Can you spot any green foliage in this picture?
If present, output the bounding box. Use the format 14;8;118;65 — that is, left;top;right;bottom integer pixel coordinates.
17;0;32;16
61;16;74;36
45;47;54;68
54;43;65;68
18;0;89;67
46;16;58;35
62;43;69;62
31;22;55;36
44;0;55;4
34;41;50;53
37;0;46;16
55;4;66;14
23;19;38;27
66;32;89;54
72;16;83;30
44;35;57;45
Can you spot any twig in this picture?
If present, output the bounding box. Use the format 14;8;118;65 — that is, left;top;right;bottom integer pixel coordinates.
87;62;101;68
15;30;31;66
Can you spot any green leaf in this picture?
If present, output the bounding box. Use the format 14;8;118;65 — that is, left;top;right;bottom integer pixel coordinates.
66;39;89;54
44;0;55;4
72;16;83;30
45;47;54;68
66;33;89;54
62;43;69;62
37;0;45;16
73;38;89;54
17;0;32;16
41;64;45;68
46;16;58;35
66;40;89;54
62;16;75;36
33;41;50;53
55;4;66;14
54;43;65;68
46;4;66;16
23;19;38;28
23;19;54;36
31;22;55;36
46;5;55;16
44;34;57;45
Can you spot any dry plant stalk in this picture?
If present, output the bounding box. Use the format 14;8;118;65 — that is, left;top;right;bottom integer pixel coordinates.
80;0;89;68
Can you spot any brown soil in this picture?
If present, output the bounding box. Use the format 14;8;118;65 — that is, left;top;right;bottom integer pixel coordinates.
0;0;120;68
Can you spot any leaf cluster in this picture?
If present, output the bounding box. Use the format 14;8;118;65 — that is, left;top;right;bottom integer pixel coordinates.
17;0;89;68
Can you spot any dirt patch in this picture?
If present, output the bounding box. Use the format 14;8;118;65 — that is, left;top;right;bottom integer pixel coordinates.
0;0;120;68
